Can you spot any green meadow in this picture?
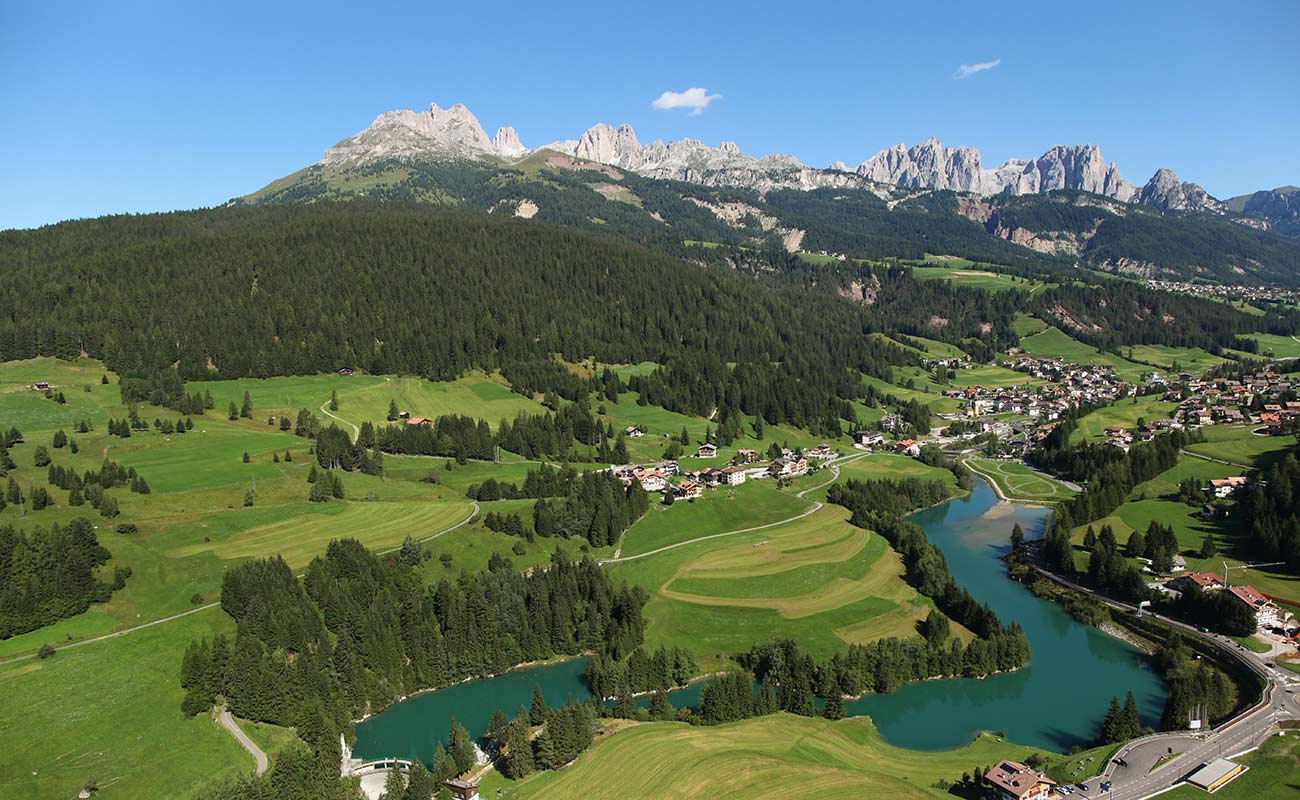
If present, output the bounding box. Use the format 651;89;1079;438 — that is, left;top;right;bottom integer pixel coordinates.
483;714;1042;800
1068;395;1181;442
617;481;810;557
0;607;246;800
1019;327;1149;381
1183;425;1296;471
1070;447;1300;601
1241;333;1300;360
198;371;548;429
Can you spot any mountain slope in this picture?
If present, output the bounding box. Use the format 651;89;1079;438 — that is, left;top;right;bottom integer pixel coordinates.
238;100;1300;286
1225;186;1300;237
271;99;1216;207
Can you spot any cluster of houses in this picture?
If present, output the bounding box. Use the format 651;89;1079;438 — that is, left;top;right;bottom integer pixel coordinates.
1146;279;1300;308
612;444;839;501
1088;369;1300;453
1164;369;1300;433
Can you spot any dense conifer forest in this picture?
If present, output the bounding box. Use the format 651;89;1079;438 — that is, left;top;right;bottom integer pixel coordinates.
1241;449;1300;572
179;540;646;791
0;517;119;638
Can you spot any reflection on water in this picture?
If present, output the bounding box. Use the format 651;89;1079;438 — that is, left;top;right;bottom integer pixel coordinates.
354;480;1166;761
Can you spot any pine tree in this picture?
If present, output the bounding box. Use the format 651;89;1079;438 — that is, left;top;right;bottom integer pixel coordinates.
530;684;549;725
1199;532;1217;559
1010;523;1024;552
431;743;457;781
823;692;845;720
387;399;400;421
448;717;476;775
382;765;407;799
240;391;253;418
228;401;239;420
405;760;435;800
329;390;339;411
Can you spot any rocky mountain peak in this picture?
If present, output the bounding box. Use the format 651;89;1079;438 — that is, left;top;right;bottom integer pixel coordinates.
493;126;526;158
314;99;1231;215
1138;168;1223;213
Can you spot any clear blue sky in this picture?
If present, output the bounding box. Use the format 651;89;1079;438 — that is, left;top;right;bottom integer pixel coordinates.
2;0;1297;230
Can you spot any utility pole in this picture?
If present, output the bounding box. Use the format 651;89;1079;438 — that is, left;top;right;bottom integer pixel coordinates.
1222;560;1286;587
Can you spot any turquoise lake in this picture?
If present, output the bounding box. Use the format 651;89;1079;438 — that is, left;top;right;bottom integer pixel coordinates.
353;479;1166;763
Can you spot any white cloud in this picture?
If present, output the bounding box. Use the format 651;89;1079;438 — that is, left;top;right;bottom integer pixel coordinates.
651;87;722;115
953;59;1001;80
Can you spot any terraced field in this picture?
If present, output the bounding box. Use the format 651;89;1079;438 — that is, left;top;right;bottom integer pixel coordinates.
610;503;949;664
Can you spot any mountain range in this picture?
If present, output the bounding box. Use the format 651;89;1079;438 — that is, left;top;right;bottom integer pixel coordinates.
316;101;1237;214
241;100;1300;286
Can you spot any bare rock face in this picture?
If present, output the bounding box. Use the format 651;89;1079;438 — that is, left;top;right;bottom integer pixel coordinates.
1138;168;1223;213
858;138;987;192
1014;145;1135;200
324;102;497;165
314;100;1229;216
493;126;527;159
856;140;1140;202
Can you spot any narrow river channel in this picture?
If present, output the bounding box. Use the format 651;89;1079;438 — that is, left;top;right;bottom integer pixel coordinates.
353;479;1166;763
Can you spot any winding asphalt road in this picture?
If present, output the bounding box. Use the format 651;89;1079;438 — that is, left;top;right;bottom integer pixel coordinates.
1027;552;1298;799
319;400;360;441
219;707;270;776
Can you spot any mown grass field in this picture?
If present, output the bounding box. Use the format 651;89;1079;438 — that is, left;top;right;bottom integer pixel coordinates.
0;607;248;800
199;371;547;429
597;390;832;463
618;481;810;557
949;363;1043;389
482;714;1044;800
910;264;1041;293
1184;425;1297;471
1123;344;1228;373
862;375;963;416
168;499;473;569
869;333;967;360
964;459;1075;504
1012;313;1049;337
803;453;957;501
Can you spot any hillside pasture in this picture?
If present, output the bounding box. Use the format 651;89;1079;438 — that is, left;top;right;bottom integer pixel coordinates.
482;714;1043;800
611;504;947;664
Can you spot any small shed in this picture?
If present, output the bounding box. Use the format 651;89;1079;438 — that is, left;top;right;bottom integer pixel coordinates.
443;779;480;800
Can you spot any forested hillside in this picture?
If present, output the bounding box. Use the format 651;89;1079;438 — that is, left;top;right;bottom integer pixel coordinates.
239;155;1300;286
0;203;917;386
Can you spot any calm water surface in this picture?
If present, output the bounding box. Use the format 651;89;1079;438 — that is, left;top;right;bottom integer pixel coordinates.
353;480;1165;762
